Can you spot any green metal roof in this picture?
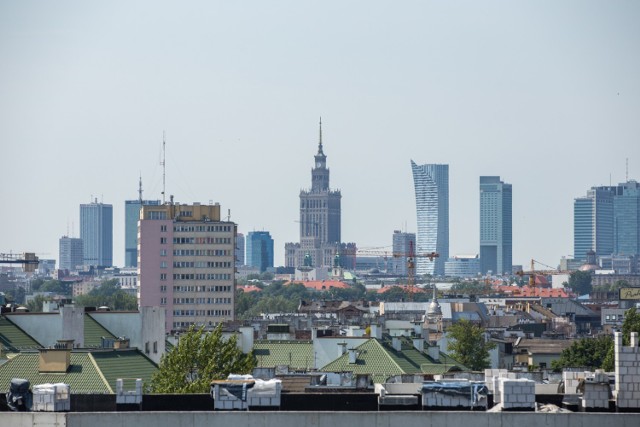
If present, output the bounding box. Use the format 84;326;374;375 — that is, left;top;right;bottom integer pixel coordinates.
91;349;158;392
84;313;116;347
253;340;314;370
321;337;464;383
0;352;111;394
0;316;42;354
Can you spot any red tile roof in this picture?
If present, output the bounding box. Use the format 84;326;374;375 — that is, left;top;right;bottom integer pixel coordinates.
285;280;349;291
238;285;262;292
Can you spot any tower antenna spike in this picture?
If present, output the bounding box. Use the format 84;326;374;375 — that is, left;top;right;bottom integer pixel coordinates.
138;173;143;203
161;131;166;204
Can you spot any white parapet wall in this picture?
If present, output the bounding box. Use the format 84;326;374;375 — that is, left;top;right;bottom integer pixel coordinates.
499;378;536;410
614;331;640;409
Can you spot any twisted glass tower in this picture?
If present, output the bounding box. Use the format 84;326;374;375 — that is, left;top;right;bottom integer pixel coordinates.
411;161;449;276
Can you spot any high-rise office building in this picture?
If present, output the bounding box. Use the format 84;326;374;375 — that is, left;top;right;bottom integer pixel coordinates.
614;180;640;256
391;230;416;276
285;120;356;269
58;236;83;271
574;187;615;260
574;180;640;261
235;232;245;267
246;231;274;273
125;195;161;267
80;199;113;267
138;201;236;334
479;176;512;275
411;161;449;276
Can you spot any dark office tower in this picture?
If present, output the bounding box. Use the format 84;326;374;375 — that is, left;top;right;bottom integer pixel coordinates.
479;176;512;275
80;199;113;267
246;231;274;273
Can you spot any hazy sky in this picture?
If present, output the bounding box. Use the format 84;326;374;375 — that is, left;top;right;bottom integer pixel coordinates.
1;1;638;269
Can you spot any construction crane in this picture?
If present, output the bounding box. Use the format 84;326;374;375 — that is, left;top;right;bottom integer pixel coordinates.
0;253;39;273
515;259;566;288
357;242;439;300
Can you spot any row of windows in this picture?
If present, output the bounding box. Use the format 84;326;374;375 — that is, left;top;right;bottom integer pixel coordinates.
173;309;232;317
174;297;232;304
173;321;223;329
174;225;233;232
173;285;232;292
173;249;231;256
174;237;232;245
173;261;232;268
172;273;232;281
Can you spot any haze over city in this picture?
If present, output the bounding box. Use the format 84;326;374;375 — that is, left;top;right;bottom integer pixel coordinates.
1;1;638;268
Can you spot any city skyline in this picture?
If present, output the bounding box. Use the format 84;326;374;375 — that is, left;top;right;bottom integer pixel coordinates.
1;2;639;270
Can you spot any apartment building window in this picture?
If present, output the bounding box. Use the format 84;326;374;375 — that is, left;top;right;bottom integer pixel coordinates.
160;225;167;232
160;285;167;292
160;237;167;244
160;297;166;305
160;261;167;268
160;273;167;280
153;341;158;353
160;249;167;256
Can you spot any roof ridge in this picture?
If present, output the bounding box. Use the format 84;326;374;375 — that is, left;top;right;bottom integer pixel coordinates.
88;352;114;393
369;338;406;373
85;312;118;338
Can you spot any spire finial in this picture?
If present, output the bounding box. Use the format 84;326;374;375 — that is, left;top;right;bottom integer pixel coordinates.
319;116;323;152
138;173;143;203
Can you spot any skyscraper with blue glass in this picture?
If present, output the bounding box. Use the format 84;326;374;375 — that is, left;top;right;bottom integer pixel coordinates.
246;231;274;272
479;176;512;275
573;181;640;261
411;161;449;276
80;199;113;267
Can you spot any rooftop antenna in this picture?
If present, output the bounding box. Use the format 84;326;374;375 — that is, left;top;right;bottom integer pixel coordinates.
161;131;166;204
138;173;143;203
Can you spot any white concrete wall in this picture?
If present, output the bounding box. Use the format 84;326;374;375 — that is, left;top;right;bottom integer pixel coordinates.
614;331;640;409
61;306;84;347
6;313;61;347
58;412;640;427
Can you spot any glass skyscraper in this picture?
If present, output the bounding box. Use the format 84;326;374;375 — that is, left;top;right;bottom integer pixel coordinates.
479;176;512;275
411;161;449;276
614;181;640;256
246;231;274;273
125;199;161;267
572;181;640;261
80;200;113;267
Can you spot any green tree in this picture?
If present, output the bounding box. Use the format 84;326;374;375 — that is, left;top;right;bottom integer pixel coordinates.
26;295;49;312
601;307;640;371
551;335;613;371
74;279;138;310
446;319;496;371
567;270;592;295
150;324;255;393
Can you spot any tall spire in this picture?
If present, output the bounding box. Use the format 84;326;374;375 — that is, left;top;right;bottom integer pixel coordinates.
318;116;324;155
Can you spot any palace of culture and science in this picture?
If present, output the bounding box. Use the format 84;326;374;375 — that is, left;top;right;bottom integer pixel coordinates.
284;120;356;270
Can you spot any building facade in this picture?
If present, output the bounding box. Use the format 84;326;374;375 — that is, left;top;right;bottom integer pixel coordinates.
285;120;356;269
391;230;416;276
59;236;83;271
125;198;161;267
411;161;449;276
138;201;236;333
80;200;113;267
444;255;481;278
235;232;245;267
574;180;639;261
479;176;512;275
246;231;274;273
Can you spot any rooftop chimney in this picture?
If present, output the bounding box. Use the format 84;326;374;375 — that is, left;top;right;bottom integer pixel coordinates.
392;337;402;352
348;348;358;364
39;348;71;373
427;345;440;361
338;341;347;357
413;338;424;353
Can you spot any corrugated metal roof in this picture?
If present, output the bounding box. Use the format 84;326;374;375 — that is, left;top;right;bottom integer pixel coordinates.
253;340;314;370
0;352;111;394
84;313;116;347
91;349;158;392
